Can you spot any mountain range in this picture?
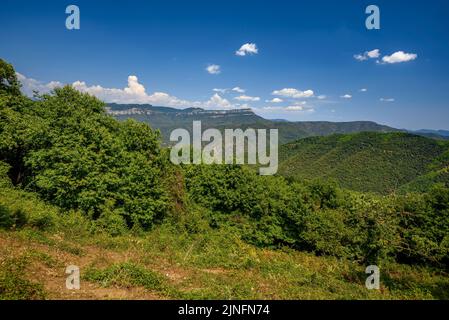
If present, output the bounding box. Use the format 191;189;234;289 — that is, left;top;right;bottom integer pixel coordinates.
107;103;403;144
106;103;449;193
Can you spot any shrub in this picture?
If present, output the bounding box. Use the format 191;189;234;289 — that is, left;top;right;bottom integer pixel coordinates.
0;256;46;300
1;74;177;229
0;187;57;231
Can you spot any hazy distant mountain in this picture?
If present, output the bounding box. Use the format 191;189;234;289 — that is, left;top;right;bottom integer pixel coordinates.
106;103;401;144
410;129;449;138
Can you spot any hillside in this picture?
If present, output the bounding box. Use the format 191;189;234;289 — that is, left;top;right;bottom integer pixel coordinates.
1;60;449;300
2;224;448;300
278;132;449;194
107;103;400;145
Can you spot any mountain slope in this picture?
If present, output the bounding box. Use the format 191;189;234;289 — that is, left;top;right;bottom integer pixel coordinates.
107;103;400;144
278;132;449;193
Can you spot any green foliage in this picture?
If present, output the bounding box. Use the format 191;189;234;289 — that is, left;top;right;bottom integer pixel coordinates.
396;186;449;267
184;163;449;267
0;256;46;300
0;62;177;229
0;59;21;96
279;132;449;194
84;262;179;297
0;161;11;188
92;209;129;237
1;59;448;277
0;187;57;231
184;164;310;247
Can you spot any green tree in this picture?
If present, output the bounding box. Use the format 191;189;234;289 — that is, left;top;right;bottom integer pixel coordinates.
0;59;21;96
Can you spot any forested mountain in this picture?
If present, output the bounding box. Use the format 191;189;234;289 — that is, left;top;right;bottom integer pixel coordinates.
412;129;449;137
279;132;449;193
1;59;449;299
107;103;400;144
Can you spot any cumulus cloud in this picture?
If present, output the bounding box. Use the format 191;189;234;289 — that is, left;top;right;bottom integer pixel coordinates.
265;98;283;103
317;95;327;100
340;94;352;99
234;95;260;102
272;88;314;99
235;43;258;56
381;51;417;64
71;76;197;107
16;72;63;96
285;105;315;112
17;73;249;110
354;49;380;61
261;105;314;113
260;100;314;113
232;86;245;93
204;93;234;109
261;106;283;111
212;87;245;94
206;64;221;74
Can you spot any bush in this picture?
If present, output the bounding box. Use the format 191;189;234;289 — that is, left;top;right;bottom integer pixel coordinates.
397;185;449;268
0;187;57;231
0;161;11;188
84;262;177;296
0;256;46;300
1;74;178;229
93;208;129;237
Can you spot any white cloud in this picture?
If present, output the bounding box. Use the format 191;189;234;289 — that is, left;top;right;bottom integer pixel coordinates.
285;105;314;112
360;88;368;92
285;105;304;111
381;51;417;64
206;64;221;74
262;106;283;111
260;99;314;113
16;72;63;96
232;86;245;93
380;98;395;102
272;88;314;98
354;49;380;61
235;43;258;56
204;93;234;109
71;76;196;107
265;98;283;103
234;95;260;102
317;95;327;100
367;49;380;58
18;73;249;110
213;88;228;93
260;105;314;113
340;94;352;99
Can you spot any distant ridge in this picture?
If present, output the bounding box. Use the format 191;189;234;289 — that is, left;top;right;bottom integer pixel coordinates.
409;129;449;139
106;103;402;144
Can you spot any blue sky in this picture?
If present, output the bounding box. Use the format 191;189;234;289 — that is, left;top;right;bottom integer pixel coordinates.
1;0;449;129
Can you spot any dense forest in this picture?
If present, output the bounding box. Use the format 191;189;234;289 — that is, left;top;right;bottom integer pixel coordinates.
279;132;449;193
1;59;448;299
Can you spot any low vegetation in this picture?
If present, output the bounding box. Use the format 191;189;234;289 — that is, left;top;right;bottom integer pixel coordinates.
0;58;448;300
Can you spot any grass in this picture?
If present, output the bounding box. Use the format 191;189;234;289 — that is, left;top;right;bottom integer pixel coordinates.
84;262;180;298
0;255;46;300
0;223;448;300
